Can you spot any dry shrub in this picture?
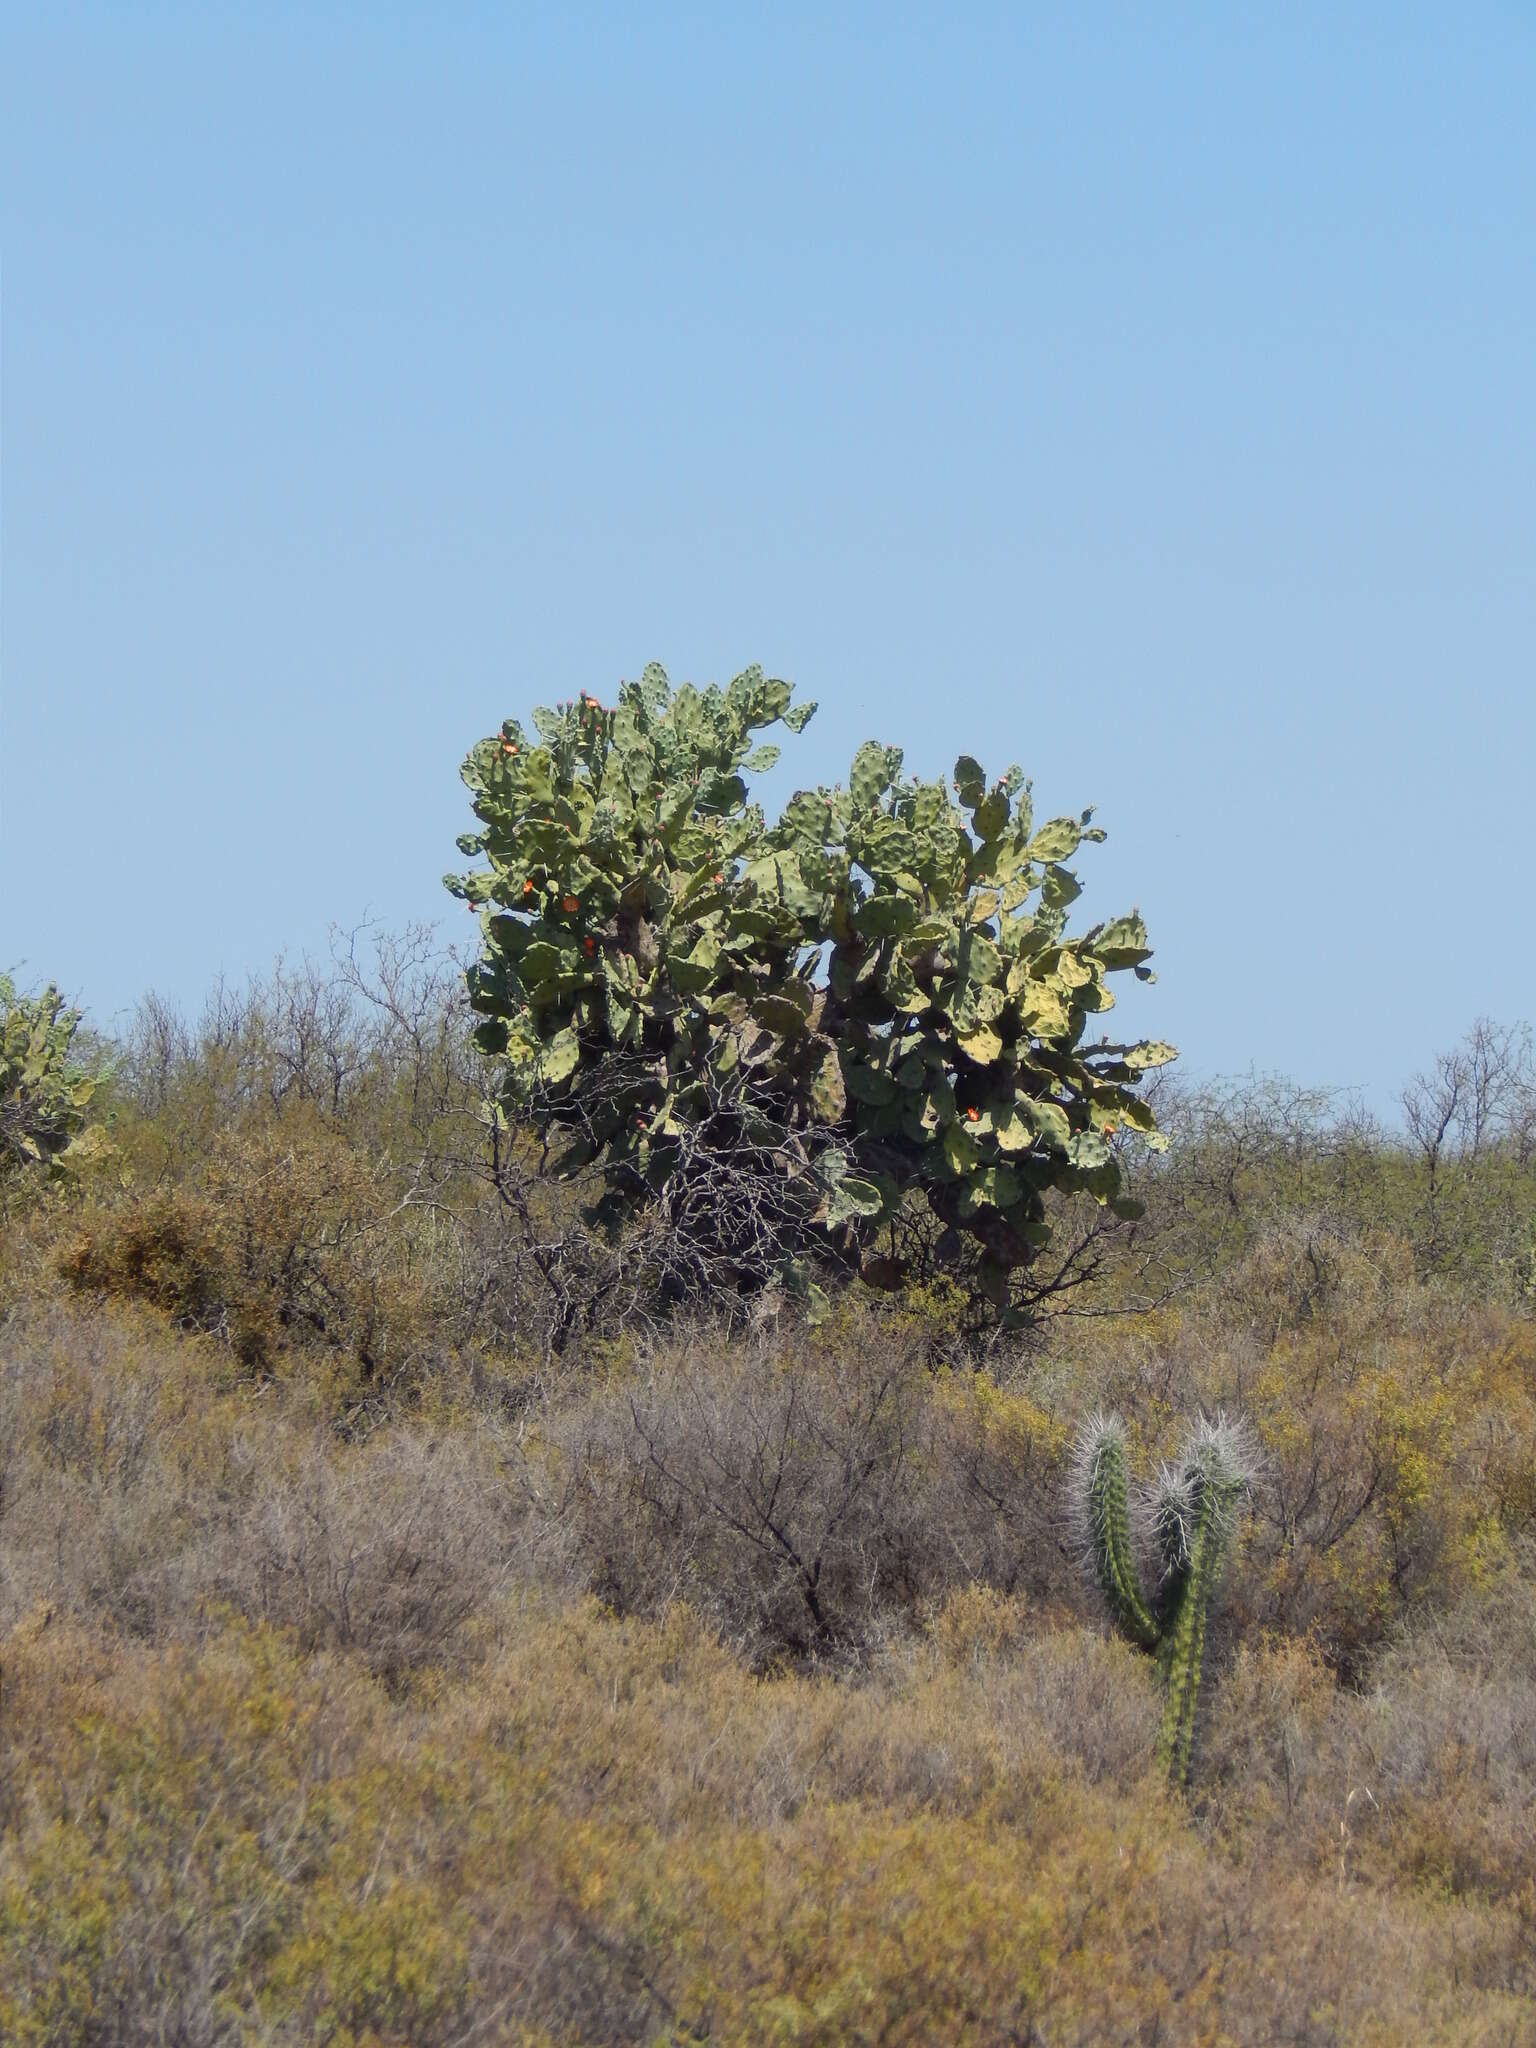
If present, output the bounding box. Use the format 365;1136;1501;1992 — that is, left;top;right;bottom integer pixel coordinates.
55;1107;444;1396
1357;1563;1536;1902
1057;1220;1536;1678
928;1587;1160;1790
527;1309;1078;1666
0;1616;406;2048
0;1301;533;1684
1201;1559;1536;1924
54;1189;192;1315
444;1599;1160;1832
1225;1236;1536;1676
3;1289;1536;2042
519;1237;1536;1687
4;1602;1534;2046
6;1007;1536;2039
1207;1209;1401;1341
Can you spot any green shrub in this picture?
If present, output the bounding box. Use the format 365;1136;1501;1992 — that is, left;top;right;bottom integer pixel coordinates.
0;975;106;1185
448;664;1175;1322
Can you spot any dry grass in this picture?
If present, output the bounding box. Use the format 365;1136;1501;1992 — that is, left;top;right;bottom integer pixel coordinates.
1;1283;1534;2042
3;1586;1533;2045
5;1008;1536;2048
0;1302;536;1687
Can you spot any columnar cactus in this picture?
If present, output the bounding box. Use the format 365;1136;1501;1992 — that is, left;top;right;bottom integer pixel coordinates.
1073;1413;1256;1783
447;663;1176;1312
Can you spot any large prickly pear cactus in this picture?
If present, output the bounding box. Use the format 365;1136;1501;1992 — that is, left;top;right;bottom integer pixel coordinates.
0;975;103;1181
1073;1413;1256;1783
447;662;1176;1312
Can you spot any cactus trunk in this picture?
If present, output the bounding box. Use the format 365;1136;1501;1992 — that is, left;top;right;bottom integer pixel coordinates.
1083;1423;1160;1649
1072;1415;1254;1787
1154;1472;1223;1782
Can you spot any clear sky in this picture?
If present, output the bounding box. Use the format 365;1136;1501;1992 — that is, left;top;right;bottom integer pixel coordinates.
3;4;1533;1109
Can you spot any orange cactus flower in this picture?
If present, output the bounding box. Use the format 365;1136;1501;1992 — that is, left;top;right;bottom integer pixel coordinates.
523;880;534;896
562;895;580;914
713;872;724;885
965;1106;981;1122
1103;1121;1117;1135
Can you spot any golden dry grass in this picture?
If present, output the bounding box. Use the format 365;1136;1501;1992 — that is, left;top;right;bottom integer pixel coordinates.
3;991;1535;2043
1;1281;1534;2044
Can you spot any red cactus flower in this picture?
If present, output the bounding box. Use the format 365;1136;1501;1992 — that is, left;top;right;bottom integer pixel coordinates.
562;895;580;913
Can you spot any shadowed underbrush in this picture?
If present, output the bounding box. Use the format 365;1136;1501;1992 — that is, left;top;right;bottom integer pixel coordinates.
2;964;1535;2041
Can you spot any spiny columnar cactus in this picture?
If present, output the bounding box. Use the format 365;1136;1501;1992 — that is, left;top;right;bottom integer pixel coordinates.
1073;1413;1256;1784
446;663;1176;1313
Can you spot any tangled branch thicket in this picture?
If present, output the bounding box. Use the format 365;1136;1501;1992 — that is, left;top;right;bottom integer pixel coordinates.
3;940;1536;2043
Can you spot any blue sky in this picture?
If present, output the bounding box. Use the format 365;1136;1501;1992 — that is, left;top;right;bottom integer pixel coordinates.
3;4;1532;1108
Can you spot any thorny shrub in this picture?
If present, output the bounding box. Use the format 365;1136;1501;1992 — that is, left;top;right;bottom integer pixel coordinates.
3;1594;1535;2045
4;961;1536;2041
526;1311;1077;1665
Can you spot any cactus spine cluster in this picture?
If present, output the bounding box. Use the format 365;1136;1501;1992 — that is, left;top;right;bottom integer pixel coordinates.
447;663;1177;1312
1074;1414;1255;1784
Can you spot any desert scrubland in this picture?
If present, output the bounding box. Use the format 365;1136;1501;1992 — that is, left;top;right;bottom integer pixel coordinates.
3;940;1535;2045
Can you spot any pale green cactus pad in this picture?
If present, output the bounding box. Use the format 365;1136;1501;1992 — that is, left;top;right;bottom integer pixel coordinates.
447;663;1177;1312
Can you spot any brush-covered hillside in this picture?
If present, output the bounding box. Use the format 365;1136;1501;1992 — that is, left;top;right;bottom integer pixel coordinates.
3;943;1536;2045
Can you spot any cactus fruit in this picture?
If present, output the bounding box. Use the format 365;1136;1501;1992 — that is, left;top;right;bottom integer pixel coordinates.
448;663;1176;1312
1071;1413;1257;1784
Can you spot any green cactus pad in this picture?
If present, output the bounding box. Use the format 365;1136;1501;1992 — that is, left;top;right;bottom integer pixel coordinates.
450;662;1176;1309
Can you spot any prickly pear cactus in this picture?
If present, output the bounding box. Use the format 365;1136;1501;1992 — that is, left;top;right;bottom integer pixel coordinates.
1072;1414;1256;1783
447;662;1176;1310
0;975;103;1180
